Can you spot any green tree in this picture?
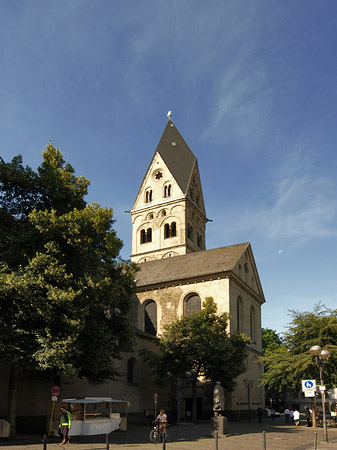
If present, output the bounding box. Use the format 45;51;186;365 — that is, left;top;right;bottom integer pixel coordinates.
141;297;248;421
261;328;284;409
262;304;337;393
0;144;137;433
262;328;283;355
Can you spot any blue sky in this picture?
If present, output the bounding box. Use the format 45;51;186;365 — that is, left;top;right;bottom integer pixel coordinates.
1;1;337;335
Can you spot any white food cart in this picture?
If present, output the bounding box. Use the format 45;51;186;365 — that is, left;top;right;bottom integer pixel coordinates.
61;397;128;436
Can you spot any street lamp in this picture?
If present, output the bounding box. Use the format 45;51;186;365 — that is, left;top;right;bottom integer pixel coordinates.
243;379;254;422
309;345;330;442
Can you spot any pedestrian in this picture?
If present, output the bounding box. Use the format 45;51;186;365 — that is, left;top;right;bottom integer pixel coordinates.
293;408;300;426
257;407;263;423
305;407;311;427
284;406;290;424
59;406;72;445
289;409;294;424
271;409;275;421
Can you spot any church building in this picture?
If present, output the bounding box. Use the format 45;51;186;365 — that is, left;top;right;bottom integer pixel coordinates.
0;116;266;431
128;116;266;418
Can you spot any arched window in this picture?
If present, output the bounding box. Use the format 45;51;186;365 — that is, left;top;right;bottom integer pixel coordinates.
140;228;152;244
250;306;256;342
164;223;170;239
187;224;193;241
164;222;177;239
127;358;139;385
237;297;243;332
145;189;153;203
145;300;157;335
197;233;202;248
184;294;201;315
164;184;172;198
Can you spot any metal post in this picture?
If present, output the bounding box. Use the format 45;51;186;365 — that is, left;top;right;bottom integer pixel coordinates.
42;435;47;450
263;430;266;450
310;346;330;442
314;431;317;450
106;433;109;450
248;384;251;422
318;357;328;442
162;431;166;450
177;376;180;425
214;429;218;450
312;395;317;428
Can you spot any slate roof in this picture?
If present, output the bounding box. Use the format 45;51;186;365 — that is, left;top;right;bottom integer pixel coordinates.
136;242;250;287
151;119;196;195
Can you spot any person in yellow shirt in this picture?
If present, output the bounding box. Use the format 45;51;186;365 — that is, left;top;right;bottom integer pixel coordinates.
58;407;72;445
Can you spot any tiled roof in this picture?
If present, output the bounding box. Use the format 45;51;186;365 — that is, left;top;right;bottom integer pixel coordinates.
136;242;250;287
154;119;196;194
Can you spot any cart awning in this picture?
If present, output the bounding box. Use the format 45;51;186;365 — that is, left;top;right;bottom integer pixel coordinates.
62;397;128;404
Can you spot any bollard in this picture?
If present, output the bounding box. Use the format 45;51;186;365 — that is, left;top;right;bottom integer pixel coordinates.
106;432;109;450
214;429;218;450
42;434;47;450
314;432;317;450
263;430;266;450
162;431;166;450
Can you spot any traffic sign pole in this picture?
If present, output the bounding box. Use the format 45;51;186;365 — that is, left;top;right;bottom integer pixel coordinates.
154;393;158;419
48;386;61;436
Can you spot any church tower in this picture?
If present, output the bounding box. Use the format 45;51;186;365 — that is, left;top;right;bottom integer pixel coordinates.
131;117;207;263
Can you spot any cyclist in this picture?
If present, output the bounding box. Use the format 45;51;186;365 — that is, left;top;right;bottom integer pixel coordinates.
156;409;168;437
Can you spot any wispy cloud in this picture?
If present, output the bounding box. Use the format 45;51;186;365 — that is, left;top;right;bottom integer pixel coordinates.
208;142;337;248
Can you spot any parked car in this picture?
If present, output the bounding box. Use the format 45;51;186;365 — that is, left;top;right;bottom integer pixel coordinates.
265;408;280;418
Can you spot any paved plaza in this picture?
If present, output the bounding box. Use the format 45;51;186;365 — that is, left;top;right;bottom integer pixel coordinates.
0;419;336;450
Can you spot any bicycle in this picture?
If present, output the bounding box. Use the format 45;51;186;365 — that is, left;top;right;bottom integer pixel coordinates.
150;421;170;444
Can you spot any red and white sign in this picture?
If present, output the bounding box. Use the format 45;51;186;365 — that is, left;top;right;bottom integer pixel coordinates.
52;385;61;397
154;393;158;402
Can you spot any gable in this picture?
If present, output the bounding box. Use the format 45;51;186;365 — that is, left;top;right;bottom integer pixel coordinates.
232;245;265;299
132;152;184;210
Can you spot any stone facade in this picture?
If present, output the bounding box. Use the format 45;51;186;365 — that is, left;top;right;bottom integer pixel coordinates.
129;118;266;419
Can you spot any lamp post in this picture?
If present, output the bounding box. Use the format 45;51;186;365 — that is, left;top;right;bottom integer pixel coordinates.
243;379;254;422
309;345;330;443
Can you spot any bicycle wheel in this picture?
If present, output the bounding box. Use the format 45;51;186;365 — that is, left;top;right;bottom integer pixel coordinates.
150;429;161;444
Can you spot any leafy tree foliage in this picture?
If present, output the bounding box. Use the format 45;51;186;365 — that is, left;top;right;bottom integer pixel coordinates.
141;297;248;419
0;144;89;268
262;327;284;355
0;143;137;431
262;304;337;393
